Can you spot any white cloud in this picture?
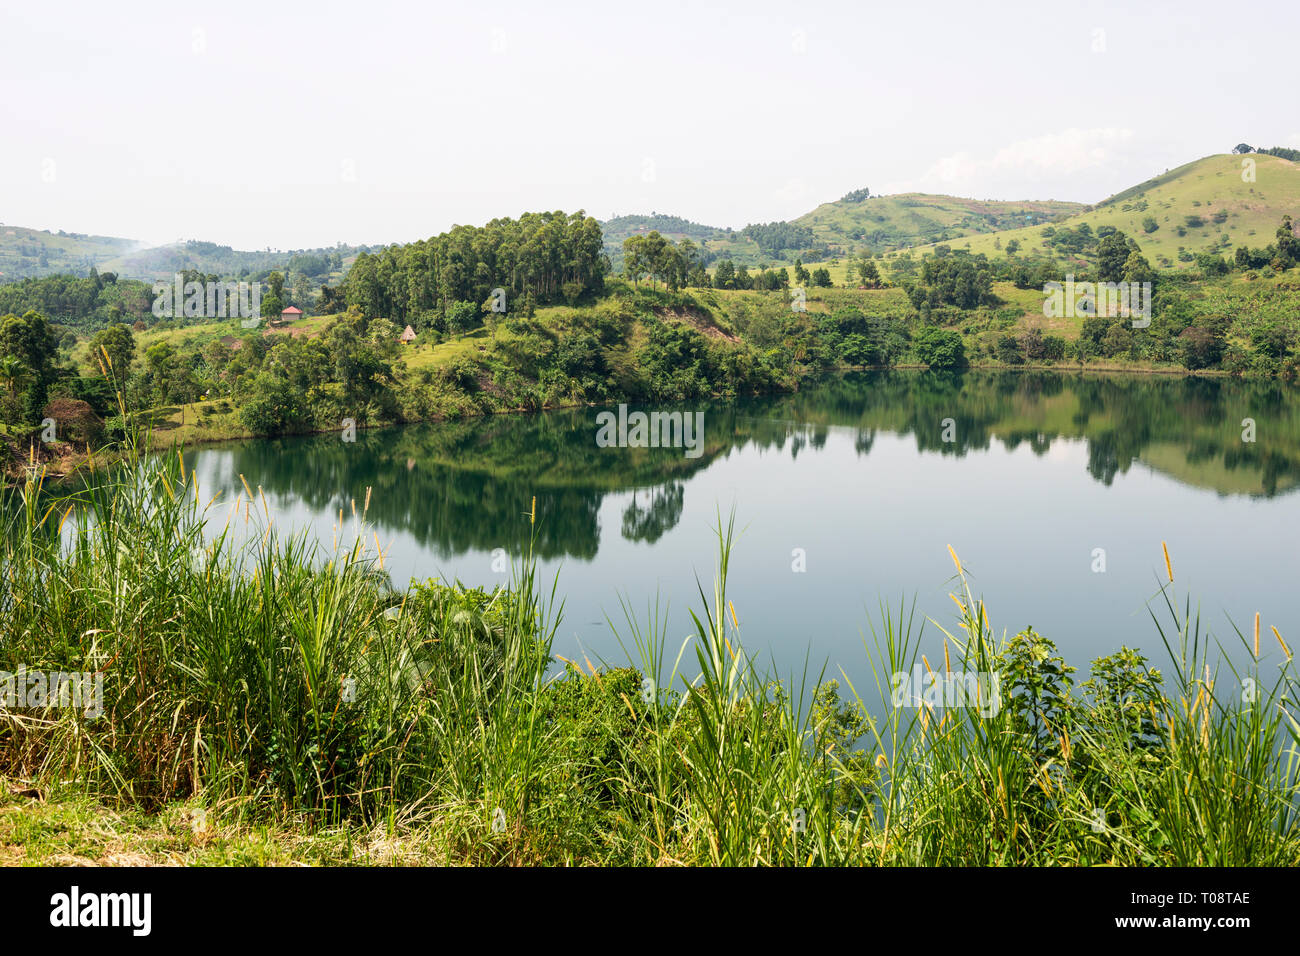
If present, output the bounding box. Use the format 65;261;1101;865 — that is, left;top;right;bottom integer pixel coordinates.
772;177;810;204
882;128;1137;198
988;128;1135;175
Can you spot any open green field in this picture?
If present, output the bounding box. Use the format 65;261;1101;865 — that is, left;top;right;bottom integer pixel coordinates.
72;312;335;369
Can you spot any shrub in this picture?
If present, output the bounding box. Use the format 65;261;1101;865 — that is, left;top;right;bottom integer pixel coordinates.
913;327;966;369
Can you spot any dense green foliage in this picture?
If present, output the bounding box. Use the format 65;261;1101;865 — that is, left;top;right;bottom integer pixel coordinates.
342;211;607;329
912;327;966;369
740;221;821;259
599;214;734;271
622;232;701;291
908;254;996;310
0;270;153;328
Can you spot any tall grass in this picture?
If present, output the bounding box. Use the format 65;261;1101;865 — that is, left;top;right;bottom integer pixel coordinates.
1;443;1297;865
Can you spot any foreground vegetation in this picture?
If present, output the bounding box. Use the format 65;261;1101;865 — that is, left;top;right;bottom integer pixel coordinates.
1;445;1296;865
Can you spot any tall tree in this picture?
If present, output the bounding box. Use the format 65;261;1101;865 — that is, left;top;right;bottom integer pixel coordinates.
1097;231;1132;283
88;323;136;381
0;310;59;423
623;235;647;287
640;232;668;290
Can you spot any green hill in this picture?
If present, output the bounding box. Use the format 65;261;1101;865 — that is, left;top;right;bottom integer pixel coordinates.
601;214;746;271
12;152;1294;286
97;240;372;282
903;153;1300;269
0;224;140;281
603;194;1083;271
794;192;1084;257
0;223;374;293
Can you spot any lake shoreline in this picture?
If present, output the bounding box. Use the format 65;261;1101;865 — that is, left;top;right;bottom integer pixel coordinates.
5;361;1274;486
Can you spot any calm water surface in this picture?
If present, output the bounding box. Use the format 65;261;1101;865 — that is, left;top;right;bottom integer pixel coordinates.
183;371;1300;687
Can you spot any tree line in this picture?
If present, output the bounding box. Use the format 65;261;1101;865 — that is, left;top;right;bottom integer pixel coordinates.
1233;144;1300;163
0;270;153;329
622;231;835;292
339;211;607;330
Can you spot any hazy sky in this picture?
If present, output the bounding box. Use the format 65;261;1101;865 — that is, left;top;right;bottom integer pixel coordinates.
3;0;1297;250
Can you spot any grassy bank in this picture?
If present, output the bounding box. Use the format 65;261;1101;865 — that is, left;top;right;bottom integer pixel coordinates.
2;444;1298;866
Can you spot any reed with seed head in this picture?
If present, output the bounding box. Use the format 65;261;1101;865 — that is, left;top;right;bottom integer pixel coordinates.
1;448;1296;865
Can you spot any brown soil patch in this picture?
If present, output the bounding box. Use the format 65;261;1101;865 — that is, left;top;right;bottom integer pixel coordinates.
653;307;740;343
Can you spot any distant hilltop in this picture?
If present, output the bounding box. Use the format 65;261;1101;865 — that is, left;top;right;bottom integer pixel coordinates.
6;149;1297;284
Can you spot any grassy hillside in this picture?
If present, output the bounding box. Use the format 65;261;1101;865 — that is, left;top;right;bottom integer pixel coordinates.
97;241;367;284
795;193;1084;256
601;214;764;270
603;196;1083;271
0;224;139;281
601;214;729;247
0;224;372;287
102;288;772;449
14;154;1287;286
904;154;1300;269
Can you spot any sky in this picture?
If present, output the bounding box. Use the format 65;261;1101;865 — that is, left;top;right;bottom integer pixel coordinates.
2;0;1297;251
